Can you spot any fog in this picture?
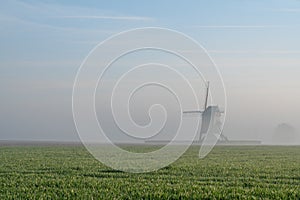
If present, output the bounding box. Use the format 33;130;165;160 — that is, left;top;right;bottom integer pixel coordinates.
1;64;299;145
1;1;300;145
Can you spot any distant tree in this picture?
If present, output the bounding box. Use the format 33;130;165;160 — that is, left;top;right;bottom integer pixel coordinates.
272;123;297;145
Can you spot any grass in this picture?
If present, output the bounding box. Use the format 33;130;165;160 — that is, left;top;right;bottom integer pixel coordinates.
0;145;299;199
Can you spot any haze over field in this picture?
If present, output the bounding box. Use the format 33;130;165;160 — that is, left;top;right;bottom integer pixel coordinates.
0;0;300;144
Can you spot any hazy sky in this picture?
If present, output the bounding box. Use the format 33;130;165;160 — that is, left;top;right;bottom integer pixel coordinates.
1;0;300;144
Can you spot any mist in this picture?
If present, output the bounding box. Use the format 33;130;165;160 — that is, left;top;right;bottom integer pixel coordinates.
1;0;300;145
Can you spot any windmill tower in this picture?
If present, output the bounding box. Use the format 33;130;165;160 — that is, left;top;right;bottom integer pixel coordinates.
183;82;228;143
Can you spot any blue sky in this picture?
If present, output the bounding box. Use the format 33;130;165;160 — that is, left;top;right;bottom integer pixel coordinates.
1;0;300;143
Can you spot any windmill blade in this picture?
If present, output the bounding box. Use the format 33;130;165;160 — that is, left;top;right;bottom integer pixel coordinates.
204;81;209;110
182;110;204;114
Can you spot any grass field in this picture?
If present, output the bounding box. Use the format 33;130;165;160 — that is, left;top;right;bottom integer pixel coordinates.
0;145;299;199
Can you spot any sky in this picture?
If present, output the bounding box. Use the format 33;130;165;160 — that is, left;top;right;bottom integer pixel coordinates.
0;0;300;144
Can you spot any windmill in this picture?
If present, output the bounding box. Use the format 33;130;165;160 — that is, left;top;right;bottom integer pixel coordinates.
183;82;228;143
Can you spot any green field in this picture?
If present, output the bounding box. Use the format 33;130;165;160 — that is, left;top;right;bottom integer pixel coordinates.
0;145;299;199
